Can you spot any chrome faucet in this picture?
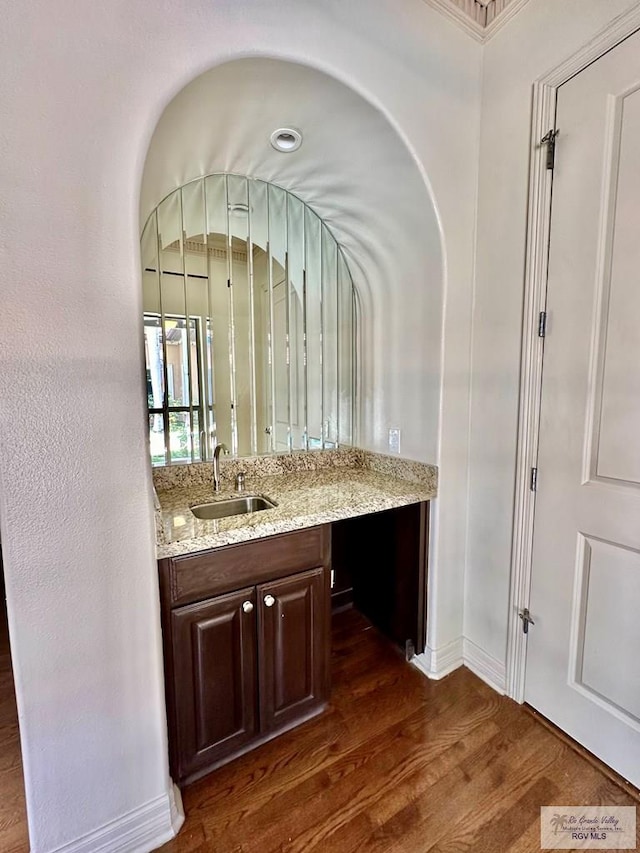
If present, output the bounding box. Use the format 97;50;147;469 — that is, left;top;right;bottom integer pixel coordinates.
212;443;228;492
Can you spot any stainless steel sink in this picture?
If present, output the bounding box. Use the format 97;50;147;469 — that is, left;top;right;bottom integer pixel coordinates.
190;495;277;520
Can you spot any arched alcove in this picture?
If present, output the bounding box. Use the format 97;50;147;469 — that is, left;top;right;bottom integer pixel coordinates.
141;57;444;462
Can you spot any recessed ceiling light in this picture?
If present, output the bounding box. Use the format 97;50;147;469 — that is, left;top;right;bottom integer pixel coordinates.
270;127;302;153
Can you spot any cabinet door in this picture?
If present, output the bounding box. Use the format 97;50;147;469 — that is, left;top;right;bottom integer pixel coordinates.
258;566;329;733
172;587;257;781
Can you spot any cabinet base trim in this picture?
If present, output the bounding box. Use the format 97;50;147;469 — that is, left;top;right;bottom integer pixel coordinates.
180;703;328;787
47;784;185;853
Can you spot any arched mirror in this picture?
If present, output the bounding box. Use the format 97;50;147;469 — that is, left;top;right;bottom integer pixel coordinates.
141;174;356;465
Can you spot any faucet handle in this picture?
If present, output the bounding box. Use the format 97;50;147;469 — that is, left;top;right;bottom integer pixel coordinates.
235;472;246;492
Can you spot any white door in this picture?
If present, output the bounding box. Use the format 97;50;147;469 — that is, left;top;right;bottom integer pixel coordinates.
526;30;640;787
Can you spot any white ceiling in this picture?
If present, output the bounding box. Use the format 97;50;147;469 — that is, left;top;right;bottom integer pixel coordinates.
423;0;531;41
140;58;442;301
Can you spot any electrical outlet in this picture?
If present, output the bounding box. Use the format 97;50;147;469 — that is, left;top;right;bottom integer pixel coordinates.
388;428;401;454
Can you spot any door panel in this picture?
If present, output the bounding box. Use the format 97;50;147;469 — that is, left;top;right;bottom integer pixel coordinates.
172;587;257;780
258;567;329;733
525;30;640;786
592;82;640;485
574;536;640;724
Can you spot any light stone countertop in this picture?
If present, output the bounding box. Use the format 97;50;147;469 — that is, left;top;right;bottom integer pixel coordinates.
154;449;438;560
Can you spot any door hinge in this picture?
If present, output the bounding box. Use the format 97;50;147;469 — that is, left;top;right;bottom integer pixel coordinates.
330;569;335;589
530;467;538;492
518;608;535;635
538;311;547;338
540;129;559;170
227;278;231;288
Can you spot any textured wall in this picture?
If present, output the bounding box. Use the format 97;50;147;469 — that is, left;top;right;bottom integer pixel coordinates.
0;1;479;850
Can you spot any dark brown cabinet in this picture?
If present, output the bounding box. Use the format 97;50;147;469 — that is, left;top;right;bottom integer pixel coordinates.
159;527;331;786
258;568;329;733
171;587;258;782
331;502;429;656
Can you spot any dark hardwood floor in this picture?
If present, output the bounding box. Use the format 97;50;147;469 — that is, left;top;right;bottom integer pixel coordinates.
0;606;636;853
0;590;29;853
161;608;639;853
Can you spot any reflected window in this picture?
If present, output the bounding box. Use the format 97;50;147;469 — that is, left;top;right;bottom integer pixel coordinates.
144;314;203;465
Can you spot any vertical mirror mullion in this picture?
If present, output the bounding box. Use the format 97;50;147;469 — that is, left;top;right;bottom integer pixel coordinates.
247;207;258;457
321;224;338;448
284;193;292;451
287;193;306;451
199;180;210;460
352;288;359;447
203;179;215;459
178;188;196;462
302;268;308;450
182;179;207;463
224;175;238;456
249;178;270;455
227;175;251;458
319;223;325;449
269;184;288;453
286;244;292;452
205;175;231;454
142;212;165;466
304;208;322;449
156;210;172;464
337;248;354;446
266;197;276;454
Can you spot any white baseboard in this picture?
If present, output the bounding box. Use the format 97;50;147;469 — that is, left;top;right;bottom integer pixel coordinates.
412;637;464;680
463;638;506;695
50;783;185;853
412;636;506;696
168;785;185;840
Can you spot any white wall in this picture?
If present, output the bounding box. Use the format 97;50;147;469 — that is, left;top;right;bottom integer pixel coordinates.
0;1;480;850
465;0;636;670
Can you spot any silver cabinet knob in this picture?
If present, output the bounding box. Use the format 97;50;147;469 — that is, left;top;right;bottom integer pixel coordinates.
242;600;254;614
264;594;275;607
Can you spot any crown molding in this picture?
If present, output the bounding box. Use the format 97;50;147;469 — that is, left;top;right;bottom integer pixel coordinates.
422;0;531;43
484;0;532;39
422;0;485;42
